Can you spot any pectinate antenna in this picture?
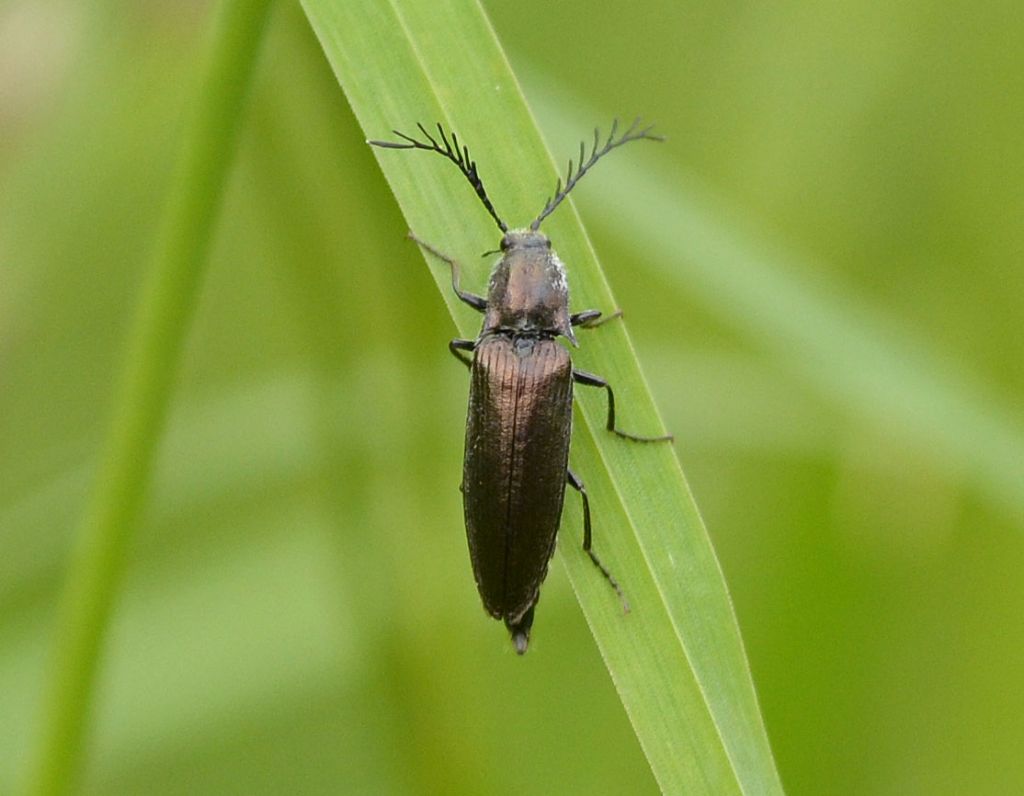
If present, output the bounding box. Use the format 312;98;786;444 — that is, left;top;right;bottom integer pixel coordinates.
369;123;508;233
530;118;663;231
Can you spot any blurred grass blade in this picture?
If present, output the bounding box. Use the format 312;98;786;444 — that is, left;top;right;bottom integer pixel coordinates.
24;2;274;794
528;78;1024;522
301;0;782;792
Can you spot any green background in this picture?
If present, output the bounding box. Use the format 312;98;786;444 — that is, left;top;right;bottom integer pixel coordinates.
2;1;1021;793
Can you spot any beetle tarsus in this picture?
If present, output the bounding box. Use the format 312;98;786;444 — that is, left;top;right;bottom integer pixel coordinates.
586;548;631;614
572;369;674;442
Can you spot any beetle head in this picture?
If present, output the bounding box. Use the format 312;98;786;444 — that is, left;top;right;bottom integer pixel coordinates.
499;229;551;252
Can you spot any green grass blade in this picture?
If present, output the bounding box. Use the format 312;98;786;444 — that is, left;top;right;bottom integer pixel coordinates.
301;0;782;792
23;2;274;794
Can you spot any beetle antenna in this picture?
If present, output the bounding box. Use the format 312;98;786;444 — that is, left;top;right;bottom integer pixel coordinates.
369;123;509;233
530;118;663;231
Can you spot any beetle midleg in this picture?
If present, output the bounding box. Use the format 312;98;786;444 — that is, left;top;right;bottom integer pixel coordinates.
567;468;630;613
572;370;674;442
449;338;475;368
407;231;487;312
570;308;623;328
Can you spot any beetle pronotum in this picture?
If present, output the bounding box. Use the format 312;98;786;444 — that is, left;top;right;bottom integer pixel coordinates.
370;120;672;653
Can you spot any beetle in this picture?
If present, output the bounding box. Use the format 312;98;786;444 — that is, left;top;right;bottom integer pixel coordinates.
370;119;672;653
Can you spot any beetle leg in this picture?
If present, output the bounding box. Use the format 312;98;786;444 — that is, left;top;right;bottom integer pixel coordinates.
572;370;674;442
449;338;475;368
408;231;487;312
567;468;629;613
570;308;623;328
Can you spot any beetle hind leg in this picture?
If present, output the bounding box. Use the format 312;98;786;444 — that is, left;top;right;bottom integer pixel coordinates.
567;468;630;614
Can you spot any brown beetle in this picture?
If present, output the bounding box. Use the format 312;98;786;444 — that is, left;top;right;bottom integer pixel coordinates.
370;121;672;653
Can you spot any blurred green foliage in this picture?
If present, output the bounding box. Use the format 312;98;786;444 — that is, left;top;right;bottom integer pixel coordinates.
1;1;1021;794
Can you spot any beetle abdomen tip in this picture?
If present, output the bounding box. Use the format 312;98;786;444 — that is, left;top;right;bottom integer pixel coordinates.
506;605;535;655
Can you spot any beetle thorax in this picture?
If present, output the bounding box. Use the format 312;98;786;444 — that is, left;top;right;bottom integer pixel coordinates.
483;229;573;339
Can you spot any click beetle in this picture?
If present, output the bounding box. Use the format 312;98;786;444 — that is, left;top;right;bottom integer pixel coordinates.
370;120;672;653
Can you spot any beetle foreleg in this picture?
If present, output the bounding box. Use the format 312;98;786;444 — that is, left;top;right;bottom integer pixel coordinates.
567;468;629;613
408;231;487;312
572;370;674;442
449;338;475;368
570;308;623;328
